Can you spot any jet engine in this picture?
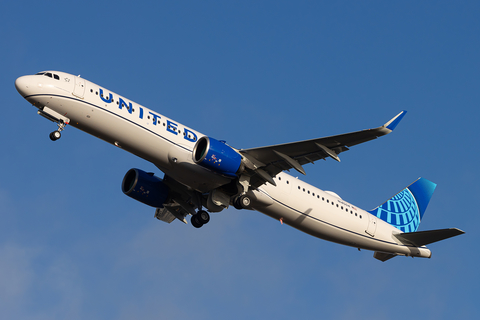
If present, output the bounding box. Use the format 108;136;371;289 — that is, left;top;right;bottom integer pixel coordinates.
121;168;170;208
193;137;244;177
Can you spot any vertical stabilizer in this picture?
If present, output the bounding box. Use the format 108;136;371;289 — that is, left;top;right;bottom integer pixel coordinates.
368;178;437;232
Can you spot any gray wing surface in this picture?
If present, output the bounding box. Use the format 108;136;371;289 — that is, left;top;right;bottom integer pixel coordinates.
240;111;406;189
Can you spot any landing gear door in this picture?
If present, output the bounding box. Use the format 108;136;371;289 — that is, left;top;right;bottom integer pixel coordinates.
73;76;86;98
365;214;377;237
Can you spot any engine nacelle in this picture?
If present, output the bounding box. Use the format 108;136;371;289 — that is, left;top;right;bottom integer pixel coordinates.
193;136;243;177
121;168;170;208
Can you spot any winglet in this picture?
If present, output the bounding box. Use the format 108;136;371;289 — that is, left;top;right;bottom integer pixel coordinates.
383;110;407;131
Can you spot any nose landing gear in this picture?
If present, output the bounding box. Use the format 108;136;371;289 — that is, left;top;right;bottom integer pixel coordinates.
49;119;68;141
37;107;70;141
48;119;68;141
49;130;62;141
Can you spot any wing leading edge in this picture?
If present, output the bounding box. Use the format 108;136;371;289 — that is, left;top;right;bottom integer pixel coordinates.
240;111;407;188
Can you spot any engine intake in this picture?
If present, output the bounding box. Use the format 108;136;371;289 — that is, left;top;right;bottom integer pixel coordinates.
122;168;170;208
193;137;243;177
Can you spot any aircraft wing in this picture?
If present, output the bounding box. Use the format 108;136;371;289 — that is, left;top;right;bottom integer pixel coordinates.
240;111;406;189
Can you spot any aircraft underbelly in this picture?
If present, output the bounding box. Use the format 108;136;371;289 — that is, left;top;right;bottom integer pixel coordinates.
250;189;424;255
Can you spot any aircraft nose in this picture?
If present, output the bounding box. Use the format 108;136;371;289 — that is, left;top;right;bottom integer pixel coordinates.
15;76;30;97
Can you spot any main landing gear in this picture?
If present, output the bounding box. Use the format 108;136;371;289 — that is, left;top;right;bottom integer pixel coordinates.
233;194;251;210
191;210;210;228
232;175;252;210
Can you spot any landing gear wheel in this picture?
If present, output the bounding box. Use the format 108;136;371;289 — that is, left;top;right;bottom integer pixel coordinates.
233;198;242;210
235;195;251;209
197;210;210;224
49;131;61;141
191;215;203;228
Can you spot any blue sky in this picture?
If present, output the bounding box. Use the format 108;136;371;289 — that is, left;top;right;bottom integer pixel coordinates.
1;1;479;319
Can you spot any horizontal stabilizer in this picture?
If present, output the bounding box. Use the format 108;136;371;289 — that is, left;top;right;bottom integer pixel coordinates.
373;252;398;262
394;228;465;247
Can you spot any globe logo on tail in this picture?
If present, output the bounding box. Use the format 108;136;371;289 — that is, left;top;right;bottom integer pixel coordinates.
369;188;420;232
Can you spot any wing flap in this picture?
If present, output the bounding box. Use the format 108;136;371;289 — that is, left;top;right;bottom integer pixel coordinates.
155;207;177;223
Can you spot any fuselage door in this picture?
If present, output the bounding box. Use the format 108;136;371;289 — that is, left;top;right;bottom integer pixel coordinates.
365;214;377;237
73;76;86;98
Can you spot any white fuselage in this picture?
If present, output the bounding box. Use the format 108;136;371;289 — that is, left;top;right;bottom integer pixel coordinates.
15;71;431;258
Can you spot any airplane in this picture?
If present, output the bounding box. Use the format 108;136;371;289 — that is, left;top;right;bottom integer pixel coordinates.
15;71;464;261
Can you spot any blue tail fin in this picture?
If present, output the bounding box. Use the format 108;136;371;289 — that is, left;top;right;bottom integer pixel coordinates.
368;178;437;232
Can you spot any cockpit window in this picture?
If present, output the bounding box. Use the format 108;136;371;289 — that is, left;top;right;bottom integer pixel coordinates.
35;72;60;80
